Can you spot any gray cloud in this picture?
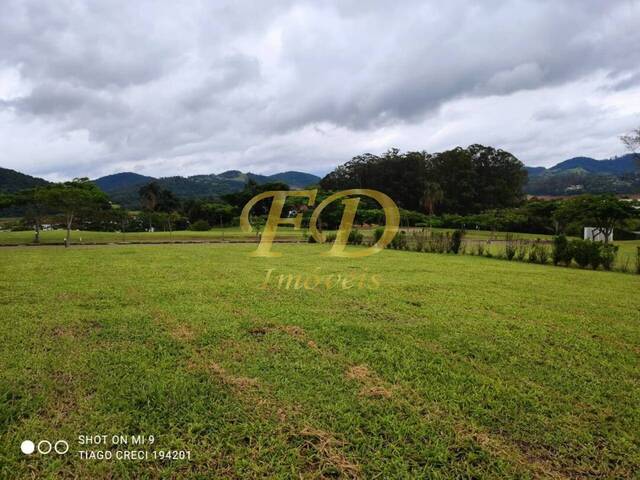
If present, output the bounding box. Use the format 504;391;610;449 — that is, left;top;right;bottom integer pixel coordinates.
0;0;639;179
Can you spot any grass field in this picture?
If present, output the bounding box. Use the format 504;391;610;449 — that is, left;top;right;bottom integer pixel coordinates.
0;227;541;245
0;227;303;245
1;243;639;478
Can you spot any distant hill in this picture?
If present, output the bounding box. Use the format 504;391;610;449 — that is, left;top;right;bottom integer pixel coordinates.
93;172;156;192
526;154;638;177
91;169;321;208
525;154;639;195
267;171;321;188
551;155;638;175
0;167;50;193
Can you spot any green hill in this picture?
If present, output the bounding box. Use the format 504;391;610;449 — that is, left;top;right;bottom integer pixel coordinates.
0;167;50;193
92;170;321;208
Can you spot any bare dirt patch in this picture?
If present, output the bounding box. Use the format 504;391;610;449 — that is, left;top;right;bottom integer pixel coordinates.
345;364;394;400
209;362;258;390
297;426;361;479
170;324;196;341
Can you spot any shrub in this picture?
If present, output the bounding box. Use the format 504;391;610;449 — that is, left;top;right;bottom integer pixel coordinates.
348;229;364;245
619;257;630;273
636;247;640;274
570;239;590;268
449;230;464;254
325;232;337;243
189;220;210;231
588;244;603;270
515;241;528;262
528;241;549;264
552;235;572;266
390;231;408;250
373;227;385;242
422;232;449;253
504;234;516;260
411;231;427;252
570;239;602;269
475;242;485;256
600;244;618;271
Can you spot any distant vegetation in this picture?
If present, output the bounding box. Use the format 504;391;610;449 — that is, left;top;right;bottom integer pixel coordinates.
1;139;639;248
525;154;640;195
320;144;527;214
93;170;321;208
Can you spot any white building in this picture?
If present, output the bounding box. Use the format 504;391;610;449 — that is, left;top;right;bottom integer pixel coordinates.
583;227;613;242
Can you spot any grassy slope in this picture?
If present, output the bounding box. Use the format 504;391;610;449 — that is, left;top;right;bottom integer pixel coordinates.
0;228;302;244
0;227;528;245
0;244;639;478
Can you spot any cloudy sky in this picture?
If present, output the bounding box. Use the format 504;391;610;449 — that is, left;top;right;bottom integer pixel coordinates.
1;0;639;181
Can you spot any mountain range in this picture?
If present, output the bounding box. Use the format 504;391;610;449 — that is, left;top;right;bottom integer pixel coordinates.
91;170;321;207
1;154;638;207
0;167;322;208
524;153;640;195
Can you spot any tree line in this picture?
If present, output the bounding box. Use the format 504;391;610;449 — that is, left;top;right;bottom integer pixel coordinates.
1;139;638;246
320;144;528;214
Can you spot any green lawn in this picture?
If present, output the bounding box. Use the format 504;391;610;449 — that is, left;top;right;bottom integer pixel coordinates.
0;227;303;245
1;244;639;478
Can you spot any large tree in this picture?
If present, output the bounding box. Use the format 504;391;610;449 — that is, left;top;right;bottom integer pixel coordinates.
321;145;527;214
43;178;110;247
138;182;181;231
553;195;635;243
13;187;52;243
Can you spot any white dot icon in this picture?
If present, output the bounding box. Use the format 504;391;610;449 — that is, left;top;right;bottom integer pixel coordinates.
20;440;35;455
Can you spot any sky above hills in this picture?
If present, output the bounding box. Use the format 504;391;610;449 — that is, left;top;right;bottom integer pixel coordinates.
1;0;639;181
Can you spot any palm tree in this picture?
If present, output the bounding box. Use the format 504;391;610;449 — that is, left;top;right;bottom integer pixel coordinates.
421;182;443;228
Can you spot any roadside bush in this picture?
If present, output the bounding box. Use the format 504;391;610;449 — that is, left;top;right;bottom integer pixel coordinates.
570;239;602;269
552;235;572;266
449;230;464;254
411;230;427;252
374;227;385;242
528;241;549;264
189;220;210;231
588;244;603;270
570;239;590;268
600;244;618;271
348;229;364;245
515;241;528;262
504;234;516;260
425;232;450;253
390;231;408;250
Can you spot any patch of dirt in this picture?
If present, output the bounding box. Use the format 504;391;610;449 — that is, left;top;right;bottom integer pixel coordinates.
170;324;196;341
345;364;371;381
345;364;394;400
359;385;392;399
52;326;76;339
278;325;306;339
248;326;268;337
298;427;361;479
209;362;258;390
55;292;84;301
